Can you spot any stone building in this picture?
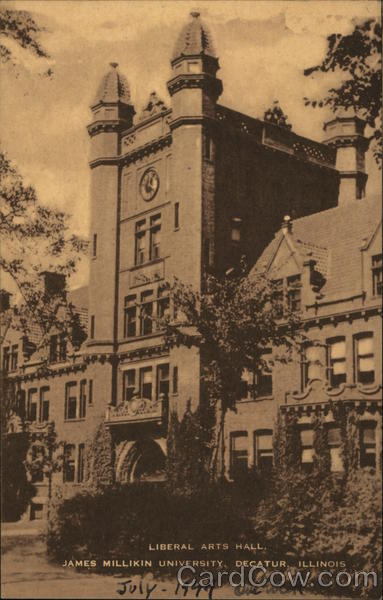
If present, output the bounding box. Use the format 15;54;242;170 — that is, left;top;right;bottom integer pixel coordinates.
1;11;381;519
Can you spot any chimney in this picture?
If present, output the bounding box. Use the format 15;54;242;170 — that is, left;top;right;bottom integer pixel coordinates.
323;109;369;205
0;289;12;312
40;271;66;298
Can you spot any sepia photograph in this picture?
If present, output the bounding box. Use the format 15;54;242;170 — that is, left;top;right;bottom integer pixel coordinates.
0;0;382;598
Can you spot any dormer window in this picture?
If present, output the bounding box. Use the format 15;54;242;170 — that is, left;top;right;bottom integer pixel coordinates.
372;254;382;296
49;334;67;363
287;274;301;312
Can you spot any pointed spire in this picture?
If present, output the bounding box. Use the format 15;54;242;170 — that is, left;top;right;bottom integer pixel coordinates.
172;10;217;62
92;62;131;106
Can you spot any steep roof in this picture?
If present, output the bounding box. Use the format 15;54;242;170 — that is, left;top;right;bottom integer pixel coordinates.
256;195;382;297
172;11;216;61
93;62;131;105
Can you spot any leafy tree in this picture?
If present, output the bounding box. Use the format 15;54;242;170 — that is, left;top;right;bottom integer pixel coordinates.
0;7;53;76
304;19;382;167
0;151;88;341
163;263;301;482
24;422;64;503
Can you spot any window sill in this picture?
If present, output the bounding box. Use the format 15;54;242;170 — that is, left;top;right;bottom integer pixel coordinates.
237;395;274;404
120;330;166;343
130;257;164;271
64;418;86;423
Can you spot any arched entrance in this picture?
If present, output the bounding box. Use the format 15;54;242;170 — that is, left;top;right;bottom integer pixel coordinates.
116;439;166;483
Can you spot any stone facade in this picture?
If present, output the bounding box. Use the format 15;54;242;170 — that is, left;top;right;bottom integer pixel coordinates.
1;11;381;520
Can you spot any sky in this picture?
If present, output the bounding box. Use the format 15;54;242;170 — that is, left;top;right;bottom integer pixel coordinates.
0;0;381;289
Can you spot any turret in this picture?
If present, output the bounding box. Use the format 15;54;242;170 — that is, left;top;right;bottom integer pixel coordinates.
323;109;369;205
87;63;134;348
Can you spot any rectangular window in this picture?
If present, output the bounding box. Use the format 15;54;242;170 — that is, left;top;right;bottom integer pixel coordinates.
40;387;50;422
92;233;97;258
372;254;382;296
231;217;242;242
135;220;146;265
174;202;180;229
123;370;136;402
49;335;58;363
65;382;77;420
204;133;212;160
124;295;137;338
59;334;67;362
88;379;93;405
287;274;301;312
360;422;376;468
30;503;44;520
150;214;161;260
272;279;284;318
172;366;178;394
10;344;18;370
140;290;153;335
77;443;85;483
157;364;169;400
303;344;322;388
254;367;272;398
157;287;170;322
79;380;87;419
140;367;152;400
327;427;343;472
63;444;75;483
327;337;346;387
27;389;38;422
354;333;375;385
90;315;95;339
3;347;10;372
300;428;314;471
254;430;273;471
230;432;248;479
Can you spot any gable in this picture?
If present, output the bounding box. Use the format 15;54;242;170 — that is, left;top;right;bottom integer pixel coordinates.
267;236;301;279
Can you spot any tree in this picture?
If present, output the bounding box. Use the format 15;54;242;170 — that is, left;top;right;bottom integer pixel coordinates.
0;7;53;76
163;263;301;483
304;19;382;167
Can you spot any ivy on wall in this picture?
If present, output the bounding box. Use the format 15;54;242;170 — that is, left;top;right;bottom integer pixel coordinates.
85;420;114;491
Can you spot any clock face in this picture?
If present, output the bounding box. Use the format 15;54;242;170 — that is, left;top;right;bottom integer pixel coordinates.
140;168;159;201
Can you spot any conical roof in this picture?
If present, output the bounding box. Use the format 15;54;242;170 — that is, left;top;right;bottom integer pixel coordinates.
172;11;216;61
93;62;131;105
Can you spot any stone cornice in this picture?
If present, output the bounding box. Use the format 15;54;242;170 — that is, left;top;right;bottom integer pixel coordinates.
121;134;172;165
167;72;222;99
87;119;127;137
168;115;217;131
89;156;120;169
324;134;369;151
301;304;381;331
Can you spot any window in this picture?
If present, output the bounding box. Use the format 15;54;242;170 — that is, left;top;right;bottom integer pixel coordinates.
49;333;66;363
157;287;169;322
327;427;343;472
123;370;136;402
230;432;248;479
300;428;314;471
327;337;346;387
10;345;18;370
79;380;87;419
88;379;93;405
287;274;301;312
92;233;97;258
254;367;272;398
27;389;38;422
124;295;137;338
360;422;376;468
135;220;146;265
40;387;50;422
90;315;95;339
157;364;169;400
174;202;180;229
3;347;10;372
204;133;213;160
150;214;161;260
254;430;273;471
272;279;284;318
63;444;75;483
231;217;242;242
302;344;323;388
77;444;85;483
354;333;375;385
140;367;152;400
140;290;153;335
372;254;382;296
172;366;178;394
30;503;44;520
65;382;77;420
